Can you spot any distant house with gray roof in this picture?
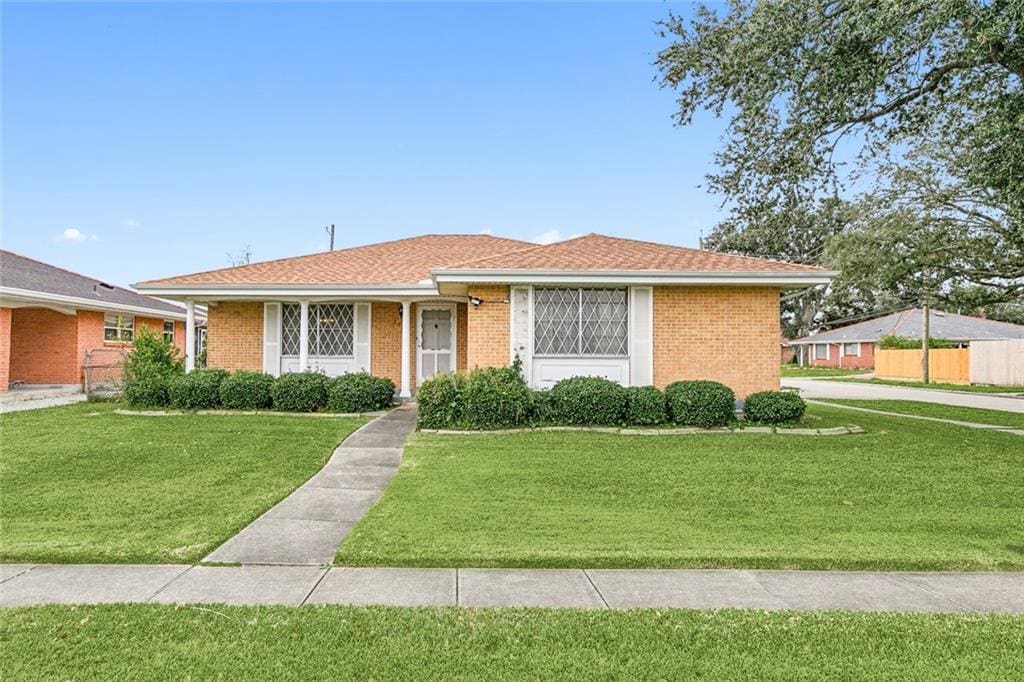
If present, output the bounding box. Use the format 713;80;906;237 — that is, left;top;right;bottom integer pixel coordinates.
788;308;1024;369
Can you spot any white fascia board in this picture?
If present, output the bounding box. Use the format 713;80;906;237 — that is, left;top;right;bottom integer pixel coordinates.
132;283;440;300
431;269;837;288
0;287;192;320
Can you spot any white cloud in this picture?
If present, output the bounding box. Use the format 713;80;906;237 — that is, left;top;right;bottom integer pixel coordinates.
53;227;97;243
123;219;140;227
478;227;493;235
531;230;584;245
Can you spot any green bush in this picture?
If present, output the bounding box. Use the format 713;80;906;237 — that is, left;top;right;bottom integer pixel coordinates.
665;380;736;428
530;389;556;423
219;371;275;410
878;335;954;350
271;371;329;412
168;369;229;409
744;390;806;424
548;376;628;426
462;366;533;429
416;372;467;429
327;372;395;413
625;385;667;425
122;326;183;407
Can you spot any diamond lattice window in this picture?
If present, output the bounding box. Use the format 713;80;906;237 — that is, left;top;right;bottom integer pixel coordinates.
534;288;628;356
281;303;354;357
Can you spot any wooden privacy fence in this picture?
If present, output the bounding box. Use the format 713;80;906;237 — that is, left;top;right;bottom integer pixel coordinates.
970;340;1024;386
875;348;970;384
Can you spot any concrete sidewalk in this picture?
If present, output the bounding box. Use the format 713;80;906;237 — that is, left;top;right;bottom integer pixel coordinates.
2;564;1021;613
783;377;1024;413
203;406;416;565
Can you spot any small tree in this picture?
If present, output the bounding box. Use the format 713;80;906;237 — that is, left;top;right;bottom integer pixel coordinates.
122;326;184;406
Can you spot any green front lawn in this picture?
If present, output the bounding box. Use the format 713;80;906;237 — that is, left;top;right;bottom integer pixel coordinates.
0;403;366;564
337;404;1023;570
780;365;871;377
817;399;1024;430
2;605;1021;680
847;378;1024;394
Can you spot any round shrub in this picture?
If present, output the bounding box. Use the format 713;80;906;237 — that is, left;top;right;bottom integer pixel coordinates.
549;376;628;426
530;389;556;424
744;390;806;424
122;374;171;407
624;385;667;425
168;369;229;409
327;372;395;413
219;371;275;410
416;372;466;429
462;366;533;429
665;380;736;428
271;371;329;412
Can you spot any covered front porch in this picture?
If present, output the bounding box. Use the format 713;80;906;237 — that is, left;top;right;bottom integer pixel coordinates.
195;298;468;398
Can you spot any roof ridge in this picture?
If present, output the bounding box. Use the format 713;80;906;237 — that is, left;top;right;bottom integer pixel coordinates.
136;233;530;286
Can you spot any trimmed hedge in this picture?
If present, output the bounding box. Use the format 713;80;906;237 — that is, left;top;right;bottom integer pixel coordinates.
271;371;329;412
416;373;466;429
548;376;628;426
744;390;806;424
122;375;171;408
462;366;533;429
327;372;395;413
665;380;736;428
625;386;667;425
219;371;275;410
168;369;229;409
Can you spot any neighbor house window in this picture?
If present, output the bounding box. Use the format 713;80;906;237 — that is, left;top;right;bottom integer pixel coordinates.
534;288;628;356
104;313;134;342
842;342;860;357
163;320;175;344
814;343;829;360
281;303;355;356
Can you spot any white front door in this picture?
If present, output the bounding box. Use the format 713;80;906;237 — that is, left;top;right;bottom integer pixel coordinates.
417;305;455;383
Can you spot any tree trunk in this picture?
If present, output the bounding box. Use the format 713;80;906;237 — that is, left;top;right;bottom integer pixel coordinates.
921;299;930;383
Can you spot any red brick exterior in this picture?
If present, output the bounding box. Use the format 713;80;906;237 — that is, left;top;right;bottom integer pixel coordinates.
0;308;11;393
809;341;875;369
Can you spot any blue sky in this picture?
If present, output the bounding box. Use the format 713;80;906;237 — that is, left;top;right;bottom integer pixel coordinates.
2;1;727;287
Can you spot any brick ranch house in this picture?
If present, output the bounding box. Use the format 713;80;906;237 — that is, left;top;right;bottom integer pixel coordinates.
788;308;1024;369
135;234;834;399
0;250;196;393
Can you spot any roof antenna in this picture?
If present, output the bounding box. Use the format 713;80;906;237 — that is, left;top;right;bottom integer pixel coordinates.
325;224;335;251
698;228;704;250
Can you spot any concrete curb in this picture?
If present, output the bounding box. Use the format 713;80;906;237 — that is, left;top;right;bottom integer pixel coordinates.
420;425;866;436
113;408;390;418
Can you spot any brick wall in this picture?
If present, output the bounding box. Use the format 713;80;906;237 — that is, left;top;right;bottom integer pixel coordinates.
455;302;468;372
812;341;874;369
207;302;264;371
0;308;11;392
465;285;510;370
8;308;80;384
371;301;467;387
653;286;780;398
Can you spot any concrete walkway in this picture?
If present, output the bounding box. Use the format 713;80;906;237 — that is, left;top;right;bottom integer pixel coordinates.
784;377;1024;413
2;564;1021;612
807;400;1024;435
203;405;416;565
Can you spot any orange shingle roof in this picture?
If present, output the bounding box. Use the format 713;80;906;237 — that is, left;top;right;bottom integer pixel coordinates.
137;234;532;287
438;234;825;273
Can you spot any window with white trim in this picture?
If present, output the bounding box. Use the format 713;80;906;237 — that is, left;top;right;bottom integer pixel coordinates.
534;288;628;356
281;303;355;357
163;320;175;344
104;313;134;342
842;342;860;357
814;343;829;360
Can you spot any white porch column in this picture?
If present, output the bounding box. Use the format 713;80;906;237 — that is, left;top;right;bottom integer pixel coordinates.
399;300;412;399
184;300;196;373
299;301;310;371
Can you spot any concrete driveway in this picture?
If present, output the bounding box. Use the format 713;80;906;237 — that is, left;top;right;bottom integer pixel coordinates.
783;378;1024;413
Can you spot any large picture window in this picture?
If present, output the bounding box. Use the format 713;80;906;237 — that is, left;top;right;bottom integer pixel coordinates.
104;313;134;342
534;288;628;356
281;303;355;357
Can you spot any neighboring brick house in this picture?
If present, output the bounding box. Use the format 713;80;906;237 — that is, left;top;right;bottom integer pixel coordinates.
0;250;196;393
789;308;1024;369
135;234;834;399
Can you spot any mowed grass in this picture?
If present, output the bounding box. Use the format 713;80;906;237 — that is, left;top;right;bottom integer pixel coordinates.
337;404;1024;570
847;378;1024;394
0;403;366;564
817;399;1024;430
2;605;1021;680
780;365;870;377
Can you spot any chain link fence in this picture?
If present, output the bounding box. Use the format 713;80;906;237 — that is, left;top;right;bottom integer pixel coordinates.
83;347;128;397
